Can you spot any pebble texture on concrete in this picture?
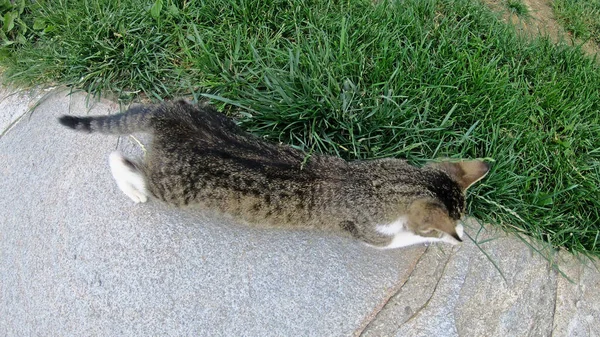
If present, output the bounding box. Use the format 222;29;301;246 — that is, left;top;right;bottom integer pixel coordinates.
0;86;44;136
360;224;560;337
1;88;598;336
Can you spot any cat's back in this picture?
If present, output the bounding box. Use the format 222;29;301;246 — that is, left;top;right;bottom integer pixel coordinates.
144;105;352;210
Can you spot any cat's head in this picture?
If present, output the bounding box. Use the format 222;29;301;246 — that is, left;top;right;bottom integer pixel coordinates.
409;160;490;243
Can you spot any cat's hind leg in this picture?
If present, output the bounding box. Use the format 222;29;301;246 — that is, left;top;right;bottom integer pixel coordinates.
108;151;148;203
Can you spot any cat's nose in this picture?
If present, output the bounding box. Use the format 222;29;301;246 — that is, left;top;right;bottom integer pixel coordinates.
451;232;463;242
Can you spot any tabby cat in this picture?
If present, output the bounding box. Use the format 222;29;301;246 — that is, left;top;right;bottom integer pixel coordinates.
59;100;489;249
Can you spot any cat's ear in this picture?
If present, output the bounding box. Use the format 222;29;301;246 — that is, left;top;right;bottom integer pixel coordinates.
408;199;462;242
426;160;490;191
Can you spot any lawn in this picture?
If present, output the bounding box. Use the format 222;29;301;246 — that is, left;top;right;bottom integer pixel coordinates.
554;0;600;46
1;0;600;257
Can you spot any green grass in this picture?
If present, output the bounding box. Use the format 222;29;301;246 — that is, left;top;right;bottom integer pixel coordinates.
505;0;529;17
2;0;600;257
553;0;600;45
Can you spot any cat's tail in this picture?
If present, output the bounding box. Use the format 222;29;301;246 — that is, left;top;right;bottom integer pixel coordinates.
58;105;155;135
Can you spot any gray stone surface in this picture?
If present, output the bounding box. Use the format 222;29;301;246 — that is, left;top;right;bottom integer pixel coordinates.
0;89;423;336
1;88;599;337
0;86;44;136
553;253;600;337
360;224;557;337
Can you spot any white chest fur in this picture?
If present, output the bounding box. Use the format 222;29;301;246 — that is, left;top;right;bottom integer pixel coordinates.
374;216;464;249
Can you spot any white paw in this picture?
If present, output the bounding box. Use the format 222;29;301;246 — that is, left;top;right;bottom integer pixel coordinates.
109;151;148;204
136;191;148;203
121;185;147;203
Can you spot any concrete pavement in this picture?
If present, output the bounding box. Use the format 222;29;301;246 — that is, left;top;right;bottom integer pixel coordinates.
1;87;598;336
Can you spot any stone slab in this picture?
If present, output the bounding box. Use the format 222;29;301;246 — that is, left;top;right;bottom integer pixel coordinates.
0;89;424;336
0;86;47;136
553;252;600;337
2;87;600;337
362;223;560;337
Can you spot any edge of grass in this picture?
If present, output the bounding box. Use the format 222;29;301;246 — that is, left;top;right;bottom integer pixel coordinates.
1;0;600;260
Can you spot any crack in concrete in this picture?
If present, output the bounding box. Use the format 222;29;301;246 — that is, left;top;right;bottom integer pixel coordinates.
399;249;455;328
0;87;57;138
353;247;429;337
451;244;475;335
0;112;27;138
549;272;559;336
452;244;472;305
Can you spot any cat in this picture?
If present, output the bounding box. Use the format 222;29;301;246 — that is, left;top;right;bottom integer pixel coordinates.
59;100;489;249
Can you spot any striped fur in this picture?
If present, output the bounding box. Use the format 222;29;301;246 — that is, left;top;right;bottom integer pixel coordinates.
59;100;489;248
